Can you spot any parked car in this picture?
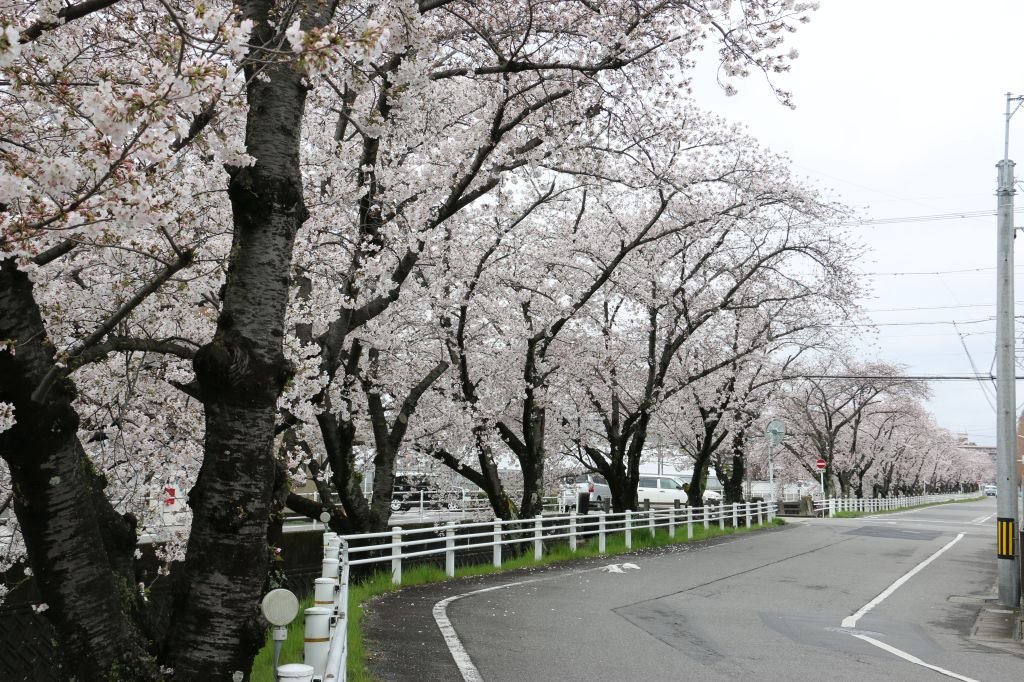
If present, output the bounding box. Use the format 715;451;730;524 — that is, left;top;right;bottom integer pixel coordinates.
390;476;466;512
559;473;612;510
984;484;997;497
636;475;722;506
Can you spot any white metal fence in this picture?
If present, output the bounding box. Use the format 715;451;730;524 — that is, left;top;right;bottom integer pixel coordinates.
813;492;977;516
293;501;773;681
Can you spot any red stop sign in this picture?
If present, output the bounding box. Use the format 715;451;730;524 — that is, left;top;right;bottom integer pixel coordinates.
815;458;826;470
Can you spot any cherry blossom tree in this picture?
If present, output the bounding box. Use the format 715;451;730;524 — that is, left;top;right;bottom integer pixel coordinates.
1;0;822;677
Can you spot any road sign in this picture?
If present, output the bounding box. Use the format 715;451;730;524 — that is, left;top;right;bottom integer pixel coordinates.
815;458;826;470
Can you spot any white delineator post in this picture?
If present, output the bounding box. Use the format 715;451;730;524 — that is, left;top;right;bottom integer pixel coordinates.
304;607;332;679
533;515;543;561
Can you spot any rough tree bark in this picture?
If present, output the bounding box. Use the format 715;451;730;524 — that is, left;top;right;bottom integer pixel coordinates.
162;1;320;674
0;259;159;680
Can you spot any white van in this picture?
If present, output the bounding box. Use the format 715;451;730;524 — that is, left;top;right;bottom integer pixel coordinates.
636;475;721;506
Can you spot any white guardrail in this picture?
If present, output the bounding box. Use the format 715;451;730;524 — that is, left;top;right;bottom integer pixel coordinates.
290;501;774;681
812;492;978;516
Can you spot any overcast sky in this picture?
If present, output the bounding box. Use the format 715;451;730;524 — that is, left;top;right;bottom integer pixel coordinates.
688;0;1024;446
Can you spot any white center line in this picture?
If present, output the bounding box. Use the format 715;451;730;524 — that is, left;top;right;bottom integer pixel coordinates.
842;533;965;629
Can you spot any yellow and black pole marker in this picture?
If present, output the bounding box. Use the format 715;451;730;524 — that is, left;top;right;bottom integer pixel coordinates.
997;517;1015;559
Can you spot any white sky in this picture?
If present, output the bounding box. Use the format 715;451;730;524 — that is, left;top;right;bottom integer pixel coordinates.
690;0;1024;446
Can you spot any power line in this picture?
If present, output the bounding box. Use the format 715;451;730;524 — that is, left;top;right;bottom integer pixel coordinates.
861;266;1024;276
829;318;996;328
953;321;997;411
831;207;1024;228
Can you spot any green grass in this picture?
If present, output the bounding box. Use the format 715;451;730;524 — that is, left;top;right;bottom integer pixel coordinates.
251;515;785;681
833;495;985;519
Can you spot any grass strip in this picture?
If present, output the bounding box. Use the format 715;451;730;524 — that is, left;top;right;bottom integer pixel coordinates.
251;515;784;681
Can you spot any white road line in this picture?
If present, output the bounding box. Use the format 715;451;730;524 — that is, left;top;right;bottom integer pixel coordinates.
851;634;980;682
433;580;541;682
842;533;965;629
972;513;995;525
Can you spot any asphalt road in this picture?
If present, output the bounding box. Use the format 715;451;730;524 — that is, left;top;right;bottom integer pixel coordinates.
363;499;1023;681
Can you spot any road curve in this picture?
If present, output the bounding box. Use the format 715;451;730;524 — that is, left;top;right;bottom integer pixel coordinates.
363;499;1022;681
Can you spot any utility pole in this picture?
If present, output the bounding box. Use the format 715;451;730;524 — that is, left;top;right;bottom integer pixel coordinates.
995;92;1023;607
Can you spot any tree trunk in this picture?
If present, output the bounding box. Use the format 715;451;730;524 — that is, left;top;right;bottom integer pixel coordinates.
163;31;310;676
0;259;159;681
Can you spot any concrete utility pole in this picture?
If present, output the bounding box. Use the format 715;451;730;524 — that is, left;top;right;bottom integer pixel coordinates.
995;92;1023;606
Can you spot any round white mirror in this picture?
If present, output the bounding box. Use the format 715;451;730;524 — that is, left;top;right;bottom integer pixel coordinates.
261;588;299;626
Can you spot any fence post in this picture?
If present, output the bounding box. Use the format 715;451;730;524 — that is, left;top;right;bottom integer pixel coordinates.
569;512;577;552
534;515;543;561
718;504;725;531
669;503;677;538
758;501;764;525
732;503;738;529
745;502;751;528
304;606;332;679
649;508;656;538
625;510;633;549
391;526;402;585
599;512;607;554
314;578;335;610
445;522;456;577
493;519;502;568
703;505;709;530
828;498;835;518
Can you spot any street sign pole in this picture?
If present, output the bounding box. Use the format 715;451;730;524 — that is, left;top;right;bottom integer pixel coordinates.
766;420;786;505
815;458;827;499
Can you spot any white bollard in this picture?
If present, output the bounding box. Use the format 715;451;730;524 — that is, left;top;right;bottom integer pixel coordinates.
718;504;724;531
649;508;656;538
278;663;315;682
569;512;577;552
321;558;339;580
598;512;607;554
324;542;340;561
625;510;633;549
322;532;338;550
687;506;693;539
702;505;709;531
304;606;333;679
314;578;337;610
668;506;676;538
732;503;738;529
534;515;543;561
